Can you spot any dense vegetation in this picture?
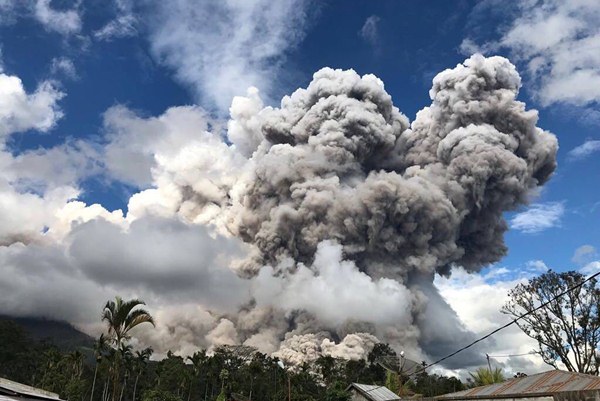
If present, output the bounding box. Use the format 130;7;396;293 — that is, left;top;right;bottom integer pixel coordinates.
0;298;467;401
503;270;600;374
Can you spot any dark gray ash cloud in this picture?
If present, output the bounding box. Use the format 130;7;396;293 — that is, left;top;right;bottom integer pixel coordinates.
0;54;557;368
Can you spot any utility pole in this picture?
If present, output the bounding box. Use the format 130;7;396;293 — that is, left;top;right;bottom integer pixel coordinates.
486;354;492;372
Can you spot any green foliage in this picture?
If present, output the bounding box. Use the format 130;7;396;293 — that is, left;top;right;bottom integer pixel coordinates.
102;297;155;347
0;320;43;384
215;389;226;401
385;371;400;394
503;270;600;374
410;372;464;397
0;297;471;401
323;381;350;401
65;377;88;401
154;352;190;397
468;367;505;387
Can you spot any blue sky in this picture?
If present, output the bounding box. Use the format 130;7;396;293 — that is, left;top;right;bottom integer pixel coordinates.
1;0;599;374
2;0;597;274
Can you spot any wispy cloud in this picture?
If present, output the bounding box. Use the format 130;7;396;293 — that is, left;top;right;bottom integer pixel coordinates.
510;202;565;234
34;0;82;35
567;139;600;161
572;245;598;265
359;15;380;47
94;0;137;42
462;1;600;109
145;0;314;113
50;57;78;80
525;259;549;273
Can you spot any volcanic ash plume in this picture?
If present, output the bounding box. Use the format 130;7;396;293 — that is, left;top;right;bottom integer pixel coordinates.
225;54;556;277
143;54;557;365
69;54;555;367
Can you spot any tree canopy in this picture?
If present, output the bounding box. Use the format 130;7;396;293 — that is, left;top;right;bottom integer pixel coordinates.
468;368;505;387
0;297;468;401
502;270;600;374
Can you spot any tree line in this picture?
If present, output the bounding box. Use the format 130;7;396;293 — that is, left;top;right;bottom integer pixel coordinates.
0;296;465;401
2;269;599;400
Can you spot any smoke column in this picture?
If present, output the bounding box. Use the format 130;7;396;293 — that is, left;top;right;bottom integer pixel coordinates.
122;55;559;366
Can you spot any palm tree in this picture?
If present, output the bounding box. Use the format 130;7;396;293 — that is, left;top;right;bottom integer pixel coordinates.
469;367;505;387
132;347;153;401
102;347;119;401
91;334;110;401
118;343;133;401
65;350;84;378
101;297;155;347
102;297;154;401
102;348;118;401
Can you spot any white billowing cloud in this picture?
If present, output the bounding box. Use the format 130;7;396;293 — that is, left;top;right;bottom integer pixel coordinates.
102;105;211;187
252;241;416;329
101;104;248;232
34;0;82;35
581;261;600;275
94;0;137;41
6;141;98;190
0;70;109;247
525;259;549;274
434;268;549;376
0;73;64;137
0;215;250;326
68;216;249;309
0;70;91;245
227;87;265;157
510;202;564;234
567;139;600;161
359;15;380;46
572;245;597;265
463;0;600;107
145;0;312;113
0;242;107;322
0;183;76;245
0;143;111;247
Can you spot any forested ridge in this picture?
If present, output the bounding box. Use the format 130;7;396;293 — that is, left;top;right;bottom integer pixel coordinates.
0;317;464;401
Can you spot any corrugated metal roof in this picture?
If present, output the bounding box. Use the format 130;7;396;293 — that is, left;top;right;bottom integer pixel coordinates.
348;383;401;401
437;370;600;399
0;395;49;401
0;378;61;401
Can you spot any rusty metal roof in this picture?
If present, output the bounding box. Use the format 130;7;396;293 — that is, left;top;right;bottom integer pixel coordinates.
0;395;54;401
437;370;600;399
347;383;401;401
0;378;62;401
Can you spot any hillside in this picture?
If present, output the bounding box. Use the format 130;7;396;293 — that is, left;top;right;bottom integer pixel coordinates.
0;315;93;351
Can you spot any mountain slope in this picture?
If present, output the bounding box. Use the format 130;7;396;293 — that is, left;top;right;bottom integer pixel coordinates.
0;315;93;350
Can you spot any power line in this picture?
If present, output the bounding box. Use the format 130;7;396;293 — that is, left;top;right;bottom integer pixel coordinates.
415;270;600;374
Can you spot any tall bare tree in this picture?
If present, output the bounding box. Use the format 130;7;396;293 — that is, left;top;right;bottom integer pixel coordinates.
502;270;600;374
